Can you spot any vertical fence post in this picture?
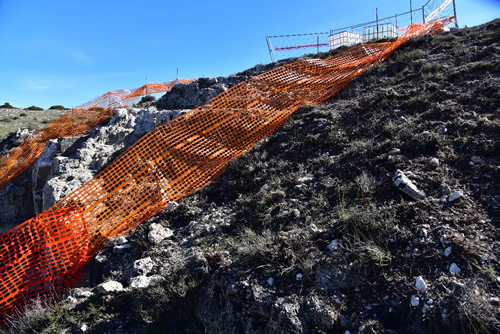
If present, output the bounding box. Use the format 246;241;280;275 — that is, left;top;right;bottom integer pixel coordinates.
266;36;276;63
395;14;398;35
452;0;459;28
410;0;413;24
376;8;379;39
422;6;425;23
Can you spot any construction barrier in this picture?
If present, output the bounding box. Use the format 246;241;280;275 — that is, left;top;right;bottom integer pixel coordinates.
266;0;456;61
0;78;195;191
0;18;453;326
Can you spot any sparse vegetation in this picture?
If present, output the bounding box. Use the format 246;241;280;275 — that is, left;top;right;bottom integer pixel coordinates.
1;19;499;334
0;103;17;109
48;105;67;110
23;106;44;111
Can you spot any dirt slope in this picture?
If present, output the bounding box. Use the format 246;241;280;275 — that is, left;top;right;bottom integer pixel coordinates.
4;19;499;334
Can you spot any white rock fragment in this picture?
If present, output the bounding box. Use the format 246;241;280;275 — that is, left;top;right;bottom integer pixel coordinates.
448;191;464;202
130;275;164;289
113;236;128;245
444;247;452;257
307;224;319;234
81;324;88;332
411;295;420;307
450;263;461;274
392;169;426;200
415;276;428;292
96;280;123;294
327;240;340;251
113;243;133;254
296;273;303;281
167;201;179;210
133;257;154;276
148;223;174;244
429;157;440;167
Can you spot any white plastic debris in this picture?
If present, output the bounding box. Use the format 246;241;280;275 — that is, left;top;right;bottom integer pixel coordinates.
392;169;426;200
296;273;303;281
411;295;420;307
449;263;461;274
267;277;274;286
415;276;428;292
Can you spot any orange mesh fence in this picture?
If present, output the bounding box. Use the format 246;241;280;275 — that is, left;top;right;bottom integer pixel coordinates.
0;18;453;326
0;207;88;322
0;78;195;191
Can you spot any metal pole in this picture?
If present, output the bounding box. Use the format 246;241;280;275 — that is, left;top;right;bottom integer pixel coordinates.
395;14;398;34
452;0;459;28
266;36;276;63
410;0;413;24
376;8;379;39
317;36;320;54
422;6;425;23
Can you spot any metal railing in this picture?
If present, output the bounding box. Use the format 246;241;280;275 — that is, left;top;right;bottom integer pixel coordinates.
266;0;457;62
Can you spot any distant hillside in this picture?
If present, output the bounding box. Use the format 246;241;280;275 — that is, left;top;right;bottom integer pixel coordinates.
2;19;499;334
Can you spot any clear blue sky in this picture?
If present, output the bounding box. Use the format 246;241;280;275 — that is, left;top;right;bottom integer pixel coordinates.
0;0;498;109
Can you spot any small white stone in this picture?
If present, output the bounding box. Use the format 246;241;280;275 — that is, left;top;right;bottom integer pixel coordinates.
450;263;461;274
167;201;179;210
422;303;430;313
114;236;128;245
133;257;154;276
448;191;464;202
415;276;428;292
148;223;174;244
96;280;123;294
307;224;319;234
411;295;420;307
444;247;452;257
282;210;289;216
327;240;340;251
296;273;303;281
113;243;133;253
130;275;164;289
267;277;274;286
429;157;440;167
81;324;88;332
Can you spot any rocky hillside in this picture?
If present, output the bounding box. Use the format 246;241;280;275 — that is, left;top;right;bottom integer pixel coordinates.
2;19;499;333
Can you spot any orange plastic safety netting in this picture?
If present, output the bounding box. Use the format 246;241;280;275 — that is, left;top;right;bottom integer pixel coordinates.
0;18;453;326
0;78;195;191
0;207;88;323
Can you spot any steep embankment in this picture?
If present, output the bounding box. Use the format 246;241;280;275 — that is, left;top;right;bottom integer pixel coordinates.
3;20;499;333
